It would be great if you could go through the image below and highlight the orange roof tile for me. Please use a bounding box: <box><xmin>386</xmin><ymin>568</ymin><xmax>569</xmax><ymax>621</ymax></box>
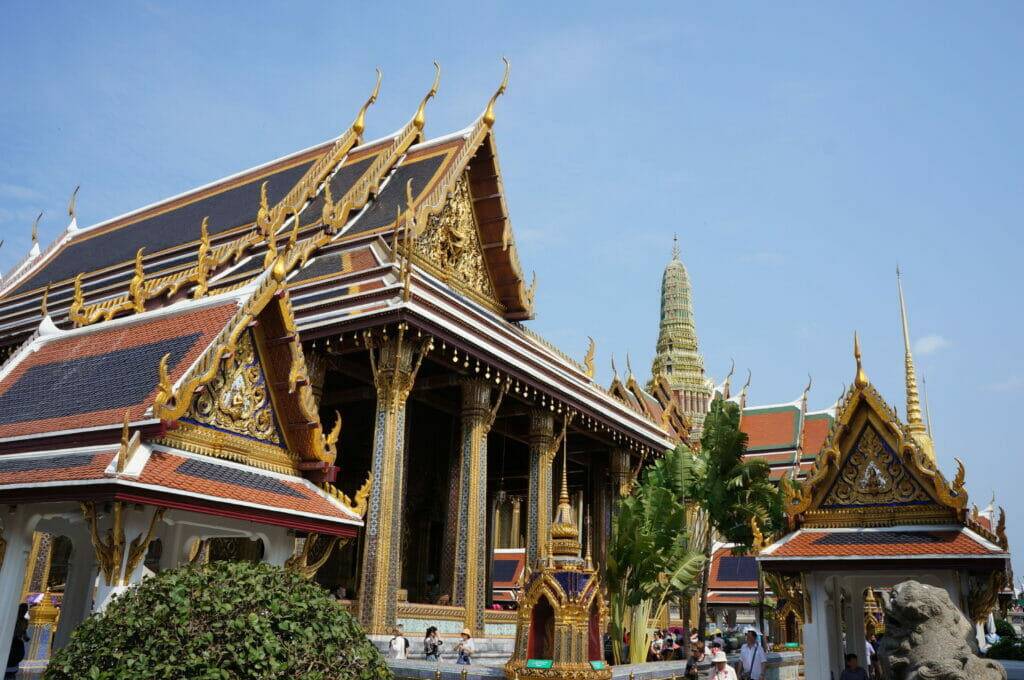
<box><xmin>741</xmin><ymin>409</ymin><xmax>798</xmax><ymax>449</ymax></box>
<box><xmin>802</xmin><ymin>416</ymin><xmax>832</xmax><ymax>455</ymax></box>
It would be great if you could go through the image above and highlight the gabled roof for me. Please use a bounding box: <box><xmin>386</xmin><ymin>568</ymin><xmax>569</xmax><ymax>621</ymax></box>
<box><xmin>0</xmin><ymin>294</ymin><xmax>240</xmax><ymax>440</ymax></box>
<box><xmin>777</xmin><ymin>340</ymin><xmax>1005</xmax><ymax>552</ymax></box>
<box><xmin>0</xmin><ymin>446</ymin><xmax>361</xmax><ymax>536</ymax></box>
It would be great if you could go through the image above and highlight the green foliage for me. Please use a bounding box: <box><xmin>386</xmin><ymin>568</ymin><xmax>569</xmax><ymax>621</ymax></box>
<box><xmin>995</xmin><ymin>618</ymin><xmax>1017</xmax><ymax>638</ymax></box>
<box><xmin>683</xmin><ymin>399</ymin><xmax>783</xmax><ymax>634</ymax></box>
<box><xmin>986</xmin><ymin>637</ymin><xmax>1024</xmax><ymax>660</ymax></box>
<box><xmin>606</xmin><ymin>445</ymin><xmax>705</xmax><ymax>664</ymax></box>
<box><xmin>44</xmin><ymin>561</ymin><xmax>390</xmax><ymax>680</ymax></box>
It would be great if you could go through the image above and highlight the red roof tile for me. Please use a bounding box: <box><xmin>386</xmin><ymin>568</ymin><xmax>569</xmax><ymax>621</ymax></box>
<box><xmin>0</xmin><ymin>302</ymin><xmax>238</xmax><ymax>439</ymax></box>
<box><xmin>136</xmin><ymin>451</ymin><xmax>355</xmax><ymax>522</ymax></box>
<box><xmin>0</xmin><ymin>451</ymin><xmax>114</xmax><ymax>485</ymax></box>
<box><xmin>765</xmin><ymin>529</ymin><xmax>1001</xmax><ymax>558</ymax></box>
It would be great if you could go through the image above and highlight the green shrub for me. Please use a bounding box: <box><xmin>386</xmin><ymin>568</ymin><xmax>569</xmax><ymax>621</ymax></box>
<box><xmin>995</xmin><ymin>618</ymin><xmax>1017</xmax><ymax>638</ymax></box>
<box><xmin>986</xmin><ymin>637</ymin><xmax>1024</xmax><ymax>661</ymax></box>
<box><xmin>44</xmin><ymin>561</ymin><xmax>390</xmax><ymax>680</ymax></box>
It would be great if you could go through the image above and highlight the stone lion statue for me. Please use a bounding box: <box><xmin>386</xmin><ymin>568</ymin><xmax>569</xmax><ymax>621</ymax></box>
<box><xmin>877</xmin><ymin>580</ymin><xmax>1005</xmax><ymax>680</ymax></box>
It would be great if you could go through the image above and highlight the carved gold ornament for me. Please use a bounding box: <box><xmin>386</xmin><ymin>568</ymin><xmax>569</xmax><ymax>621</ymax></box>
<box><xmin>820</xmin><ymin>426</ymin><xmax>931</xmax><ymax>508</ymax></box>
<box><xmin>284</xmin><ymin>533</ymin><xmax>344</xmax><ymax>579</ymax></box>
<box><xmin>187</xmin><ymin>331</ymin><xmax>281</xmax><ymax>445</ymax></box>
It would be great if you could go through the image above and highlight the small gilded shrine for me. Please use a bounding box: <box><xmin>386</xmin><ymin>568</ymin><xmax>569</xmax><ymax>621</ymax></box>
<box><xmin>505</xmin><ymin>451</ymin><xmax>610</xmax><ymax>680</ymax></box>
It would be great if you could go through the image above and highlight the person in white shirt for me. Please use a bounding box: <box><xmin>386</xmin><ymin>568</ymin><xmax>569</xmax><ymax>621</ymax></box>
<box><xmin>455</xmin><ymin>628</ymin><xmax>476</xmax><ymax>665</ymax></box>
<box><xmin>710</xmin><ymin>650</ymin><xmax>738</xmax><ymax>680</ymax></box>
<box><xmin>388</xmin><ymin>626</ymin><xmax>410</xmax><ymax>659</ymax></box>
<box><xmin>738</xmin><ymin>629</ymin><xmax>766</xmax><ymax>680</ymax></box>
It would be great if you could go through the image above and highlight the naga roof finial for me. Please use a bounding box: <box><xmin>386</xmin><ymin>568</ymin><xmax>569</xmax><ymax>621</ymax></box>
<box><xmin>854</xmin><ymin>331</ymin><xmax>869</xmax><ymax>389</ymax></box>
<box><xmin>722</xmin><ymin>358</ymin><xmax>735</xmax><ymax>398</ymax></box>
<box><xmin>31</xmin><ymin>212</ymin><xmax>42</xmax><ymax>245</ymax></box>
<box><xmin>482</xmin><ymin>57</ymin><xmax>510</xmax><ymax>128</ymax></box>
<box><xmin>610</xmin><ymin>353</ymin><xmax>618</xmax><ymax>380</ymax></box>
<box><xmin>413</xmin><ymin>62</ymin><xmax>441</xmax><ymax>131</ymax></box>
<box><xmin>352</xmin><ymin>68</ymin><xmax>382</xmax><ymax>138</ymax></box>
<box><xmin>625</xmin><ymin>352</ymin><xmax>634</xmax><ymax>379</ymax></box>
<box><xmin>67</xmin><ymin>185</ymin><xmax>81</xmax><ymax>232</ymax></box>
<box><xmin>583</xmin><ymin>337</ymin><xmax>595</xmax><ymax>378</ymax></box>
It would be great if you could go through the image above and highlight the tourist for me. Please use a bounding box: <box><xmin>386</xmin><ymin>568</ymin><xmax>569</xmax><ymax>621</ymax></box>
<box><xmin>423</xmin><ymin>626</ymin><xmax>443</xmax><ymax>661</ymax></box>
<box><xmin>863</xmin><ymin>637</ymin><xmax>876</xmax><ymax>677</ymax></box>
<box><xmin>737</xmin><ymin>629</ymin><xmax>766</xmax><ymax>680</ymax></box>
<box><xmin>712</xmin><ymin>630</ymin><xmax>725</xmax><ymax>651</ymax></box>
<box><xmin>649</xmin><ymin>629</ymin><xmax>664</xmax><ymax>661</ymax></box>
<box><xmin>685</xmin><ymin>642</ymin><xmax>713</xmax><ymax>680</ymax></box>
<box><xmin>839</xmin><ymin>653</ymin><xmax>869</xmax><ymax>680</ymax></box>
<box><xmin>388</xmin><ymin>625</ymin><xmax>410</xmax><ymax>660</ymax></box>
<box><xmin>454</xmin><ymin>628</ymin><xmax>475</xmax><ymax>665</ymax></box>
<box><xmin>709</xmin><ymin>650</ymin><xmax>737</xmax><ymax>680</ymax></box>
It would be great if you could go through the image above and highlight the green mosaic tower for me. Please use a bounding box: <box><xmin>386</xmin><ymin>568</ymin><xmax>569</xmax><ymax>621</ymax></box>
<box><xmin>650</xmin><ymin>237</ymin><xmax>713</xmax><ymax>444</ymax></box>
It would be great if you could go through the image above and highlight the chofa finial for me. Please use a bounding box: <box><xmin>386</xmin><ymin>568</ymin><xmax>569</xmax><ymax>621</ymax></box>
<box><xmin>854</xmin><ymin>331</ymin><xmax>869</xmax><ymax>389</ymax></box>
<box><xmin>413</xmin><ymin>62</ymin><xmax>441</xmax><ymax>131</ymax></box>
<box><xmin>31</xmin><ymin>212</ymin><xmax>42</xmax><ymax>245</ymax></box>
<box><xmin>352</xmin><ymin>68</ymin><xmax>382</xmax><ymax>137</ymax></box>
<box><xmin>482</xmin><ymin>57</ymin><xmax>510</xmax><ymax>128</ymax></box>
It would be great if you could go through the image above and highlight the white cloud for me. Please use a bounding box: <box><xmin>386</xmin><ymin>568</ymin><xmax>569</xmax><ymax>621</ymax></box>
<box><xmin>983</xmin><ymin>376</ymin><xmax>1022</xmax><ymax>393</ymax></box>
<box><xmin>914</xmin><ymin>334</ymin><xmax>949</xmax><ymax>355</ymax></box>
<box><xmin>0</xmin><ymin>183</ymin><xmax>43</xmax><ymax>202</ymax></box>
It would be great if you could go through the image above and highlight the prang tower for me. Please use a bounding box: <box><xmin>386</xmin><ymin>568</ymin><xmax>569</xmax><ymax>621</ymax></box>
<box><xmin>650</xmin><ymin>238</ymin><xmax>713</xmax><ymax>445</ymax></box>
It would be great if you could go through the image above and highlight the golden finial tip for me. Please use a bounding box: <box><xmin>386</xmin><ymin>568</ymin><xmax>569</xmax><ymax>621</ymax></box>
<box><xmin>413</xmin><ymin>62</ymin><xmax>441</xmax><ymax>131</ymax></box>
<box><xmin>31</xmin><ymin>212</ymin><xmax>42</xmax><ymax>243</ymax></box>
<box><xmin>854</xmin><ymin>331</ymin><xmax>869</xmax><ymax>388</ymax></box>
<box><xmin>353</xmin><ymin>67</ymin><xmax>383</xmax><ymax>137</ymax></box>
<box><xmin>482</xmin><ymin>57</ymin><xmax>510</xmax><ymax>128</ymax></box>
<box><xmin>69</xmin><ymin>185</ymin><xmax>80</xmax><ymax>218</ymax></box>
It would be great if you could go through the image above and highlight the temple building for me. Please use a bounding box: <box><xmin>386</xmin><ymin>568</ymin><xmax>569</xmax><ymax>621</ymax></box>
<box><xmin>0</xmin><ymin>64</ymin><xmax>680</xmax><ymax>671</ymax></box>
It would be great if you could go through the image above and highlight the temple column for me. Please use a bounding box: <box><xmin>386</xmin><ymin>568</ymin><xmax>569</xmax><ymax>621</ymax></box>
<box><xmin>52</xmin><ymin>530</ymin><xmax>98</xmax><ymax>650</ymax></box>
<box><xmin>358</xmin><ymin>329</ymin><xmax>426</xmax><ymax>634</ymax></box>
<box><xmin>0</xmin><ymin>509</ymin><xmax>34</xmax><ymax>672</ymax></box>
<box><xmin>526</xmin><ymin>410</ymin><xmax>555</xmax><ymax>571</ymax></box>
<box><xmin>609</xmin><ymin>448</ymin><xmax>631</xmax><ymax>501</ymax></box>
<box><xmin>510</xmin><ymin>497</ymin><xmax>522</xmax><ymax>548</ymax></box>
<box><xmin>452</xmin><ymin>378</ymin><xmax>503</xmax><ymax>635</ymax></box>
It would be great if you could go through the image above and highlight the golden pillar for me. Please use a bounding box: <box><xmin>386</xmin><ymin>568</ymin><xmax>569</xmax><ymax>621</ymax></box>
<box><xmin>609</xmin><ymin>448</ymin><xmax>631</xmax><ymax>499</ymax></box>
<box><xmin>510</xmin><ymin>497</ymin><xmax>522</xmax><ymax>549</ymax></box>
<box><xmin>526</xmin><ymin>410</ymin><xmax>554</xmax><ymax>571</ymax></box>
<box><xmin>358</xmin><ymin>328</ymin><xmax>427</xmax><ymax>634</ymax></box>
<box><xmin>453</xmin><ymin>378</ymin><xmax>503</xmax><ymax>635</ymax></box>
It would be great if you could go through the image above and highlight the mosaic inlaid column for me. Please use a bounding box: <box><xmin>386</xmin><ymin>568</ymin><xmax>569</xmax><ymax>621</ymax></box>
<box><xmin>358</xmin><ymin>332</ymin><xmax>423</xmax><ymax>634</ymax></box>
<box><xmin>609</xmin><ymin>447</ymin><xmax>632</xmax><ymax>500</ymax></box>
<box><xmin>510</xmin><ymin>497</ymin><xmax>522</xmax><ymax>548</ymax></box>
<box><xmin>452</xmin><ymin>378</ymin><xmax>499</xmax><ymax>636</ymax></box>
<box><xmin>526</xmin><ymin>410</ymin><xmax>554</xmax><ymax>570</ymax></box>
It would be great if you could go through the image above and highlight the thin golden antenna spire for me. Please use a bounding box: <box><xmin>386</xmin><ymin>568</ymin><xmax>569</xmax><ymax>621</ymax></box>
<box><xmin>923</xmin><ymin>375</ymin><xmax>933</xmax><ymax>438</ymax></box>
<box><xmin>672</xmin><ymin>233</ymin><xmax>680</xmax><ymax>260</ymax></box>
<box><xmin>68</xmin><ymin>185</ymin><xmax>80</xmax><ymax>219</ymax></box>
<box><xmin>31</xmin><ymin>212</ymin><xmax>42</xmax><ymax>245</ymax></box>
<box><xmin>897</xmin><ymin>267</ymin><xmax>924</xmax><ymax>426</ymax></box>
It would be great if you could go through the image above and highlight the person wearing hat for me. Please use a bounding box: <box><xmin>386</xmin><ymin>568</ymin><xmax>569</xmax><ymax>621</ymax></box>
<box><xmin>709</xmin><ymin>650</ymin><xmax>737</xmax><ymax>680</ymax></box>
<box><xmin>454</xmin><ymin>628</ymin><xmax>475</xmax><ymax>665</ymax></box>
<box><xmin>737</xmin><ymin>629</ymin><xmax>765</xmax><ymax>680</ymax></box>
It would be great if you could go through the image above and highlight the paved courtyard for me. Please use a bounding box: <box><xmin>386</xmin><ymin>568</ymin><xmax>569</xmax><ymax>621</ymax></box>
<box><xmin>1001</xmin><ymin>660</ymin><xmax>1024</xmax><ymax>679</ymax></box>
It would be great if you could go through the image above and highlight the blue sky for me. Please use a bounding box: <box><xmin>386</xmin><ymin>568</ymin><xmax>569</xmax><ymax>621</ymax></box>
<box><xmin>2</xmin><ymin>2</ymin><xmax>1022</xmax><ymax>577</ymax></box>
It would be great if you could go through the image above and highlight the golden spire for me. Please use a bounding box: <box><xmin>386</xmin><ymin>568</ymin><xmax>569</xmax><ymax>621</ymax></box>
<box><xmin>352</xmin><ymin>67</ymin><xmax>382</xmax><ymax>138</ymax></box>
<box><xmin>896</xmin><ymin>269</ymin><xmax>935</xmax><ymax>463</ymax></box>
<box><xmin>923</xmin><ymin>376</ymin><xmax>933</xmax><ymax>438</ymax></box>
<box><xmin>897</xmin><ymin>268</ymin><xmax>924</xmax><ymax>427</ymax></box>
<box><xmin>548</xmin><ymin>424</ymin><xmax>580</xmax><ymax>556</ymax></box>
<box><xmin>482</xmin><ymin>57</ymin><xmax>510</xmax><ymax>128</ymax></box>
<box><xmin>68</xmin><ymin>184</ymin><xmax>79</xmax><ymax>219</ymax></box>
<box><xmin>853</xmin><ymin>331</ymin><xmax>869</xmax><ymax>389</ymax></box>
<box><xmin>413</xmin><ymin>62</ymin><xmax>441</xmax><ymax>131</ymax></box>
